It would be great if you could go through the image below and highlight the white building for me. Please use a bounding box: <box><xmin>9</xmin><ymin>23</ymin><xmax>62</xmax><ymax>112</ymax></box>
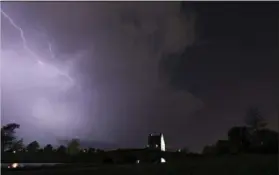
<box><xmin>147</xmin><ymin>133</ymin><xmax>166</xmax><ymax>152</ymax></box>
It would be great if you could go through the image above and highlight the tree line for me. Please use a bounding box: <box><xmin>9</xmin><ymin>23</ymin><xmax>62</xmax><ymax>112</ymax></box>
<box><xmin>1</xmin><ymin>123</ymin><xmax>107</xmax><ymax>163</ymax></box>
<box><xmin>1</xmin><ymin>107</ymin><xmax>278</xmax><ymax>163</ymax></box>
<box><xmin>202</xmin><ymin>107</ymin><xmax>278</xmax><ymax>155</ymax></box>
<box><xmin>1</xmin><ymin>123</ymin><xmax>82</xmax><ymax>155</ymax></box>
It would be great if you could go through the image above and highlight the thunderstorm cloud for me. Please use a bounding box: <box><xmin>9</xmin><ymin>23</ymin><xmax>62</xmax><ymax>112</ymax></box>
<box><xmin>2</xmin><ymin>2</ymin><xmax>277</xmax><ymax>151</ymax></box>
<box><xmin>1</xmin><ymin>2</ymin><xmax>200</xmax><ymax>148</ymax></box>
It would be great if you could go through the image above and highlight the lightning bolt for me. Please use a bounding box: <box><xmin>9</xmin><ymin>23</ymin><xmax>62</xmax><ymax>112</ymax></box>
<box><xmin>0</xmin><ymin>9</ymin><xmax>74</xmax><ymax>84</ymax></box>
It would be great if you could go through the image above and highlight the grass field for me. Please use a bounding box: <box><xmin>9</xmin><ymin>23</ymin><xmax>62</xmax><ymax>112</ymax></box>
<box><xmin>2</xmin><ymin>154</ymin><xmax>277</xmax><ymax>175</ymax></box>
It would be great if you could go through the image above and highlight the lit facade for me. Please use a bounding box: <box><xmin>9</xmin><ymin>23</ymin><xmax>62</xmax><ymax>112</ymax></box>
<box><xmin>147</xmin><ymin>133</ymin><xmax>166</xmax><ymax>152</ymax></box>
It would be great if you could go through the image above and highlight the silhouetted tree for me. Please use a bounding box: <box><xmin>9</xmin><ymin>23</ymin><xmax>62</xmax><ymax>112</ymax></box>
<box><xmin>1</xmin><ymin>123</ymin><xmax>20</xmax><ymax>152</ymax></box>
<box><xmin>88</xmin><ymin>147</ymin><xmax>96</xmax><ymax>153</ymax></box>
<box><xmin>38</xmin><ymin>148</ymin><xmax>44</xmax><ymax>153</ymax></box>
<box><xmin>10</xmin><ymin>138</ymin><xmax>24</xmax><ymax>152</ymax></box>
<box><xmin>228</xmin><ymin>126</ymin><xmax>251</xmax><ymax>153</ymax></box>
<box><xmin>26</xmin><ymin>141</ymin><xmax>40</xmax><ymax>152</ymax></box>
<box><xmin>250</xmin><ymin>129</ymin><xmax>278</xmax><ymax>153</ymax></box>
<box><xmin>44</xmin><ymin>144</ymin><xmax>53</xmax><ymax>153</ymax></box>
<box><xmin>57</xmin><ymin>145</ymin><xmax>67</xmax><ymax>154</ymax></box>
<box><xmin>67</xmin><ymin>139</ymin><xmax>80</xmax><ymax>155</ymax></box>
<box><xmin>244</xmin><ymin>107</ymin><xmax>270</xmax><ymax>152</ymax></box>
<box><xmin>260</xmin><ymin>129</ymin><xmax>278</xmax><ymax>153</ymax></box>
<box><xmin>245</xmin><ymin>107</ymin><xmax>267</xmax><ymax>132</ymax></box>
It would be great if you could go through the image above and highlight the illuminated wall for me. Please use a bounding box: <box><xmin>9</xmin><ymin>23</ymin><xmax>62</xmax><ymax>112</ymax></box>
<box><xmin>160</xmin><ymin>134</ymin><xmax>166</xmax><ymax>151</ymax></box>
<box><xmin>147</xmin><ymin>133</ymin><xmax>166</xmax><ymax>152</ymax></box>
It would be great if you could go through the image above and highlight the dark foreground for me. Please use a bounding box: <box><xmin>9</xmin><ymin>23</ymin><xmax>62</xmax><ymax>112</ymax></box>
<box><xmin>2</xmin><ymin>155</ymin><xmax>277</xmax><ymax>175</ymax></box>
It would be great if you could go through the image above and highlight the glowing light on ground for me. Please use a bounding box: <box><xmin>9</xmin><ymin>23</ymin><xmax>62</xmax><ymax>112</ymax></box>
<box><xmin>161</xmin><ymin>158</ymin><xmax>166</xmax><ymax>163</ymax></box>
<box><xmin>12</xmin><ymin>163</ymin><xmax>19</xmax><ymax>168</ymax></box>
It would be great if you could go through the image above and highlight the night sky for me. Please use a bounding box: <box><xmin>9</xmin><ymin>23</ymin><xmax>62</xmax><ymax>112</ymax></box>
<box><xmin>1</xmin><ymin>2</ymin><xmax>278</xmax><ymax>152</ymax></box>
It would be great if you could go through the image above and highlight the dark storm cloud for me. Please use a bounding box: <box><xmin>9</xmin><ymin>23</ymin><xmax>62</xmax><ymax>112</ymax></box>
<box><xmin>161</xmin><ymin>2</ymin><xmax>279</xmax><ymax>149</ymax></box>
<box><xmin>3</xmin><ymin>2</ymin><xmax>277</xmax><ymax>152</ymax></box>
<box><xmin>1</xmin><ymin>2</ymin><xmax>201</xmax><ymax>149</ymax></box>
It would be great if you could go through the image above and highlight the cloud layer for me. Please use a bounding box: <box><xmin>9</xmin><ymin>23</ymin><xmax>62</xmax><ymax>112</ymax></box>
<box><xmin>1</xmin><ymin>2</ymin><xmax>201</xmax><ymax>148</ymax></box>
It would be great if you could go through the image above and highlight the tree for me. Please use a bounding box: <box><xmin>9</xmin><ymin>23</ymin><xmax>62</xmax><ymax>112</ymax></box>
<box><xmin>10</xmin><ymin>138</ymin><xmax>24</xmax><ymax>152</ymax></box>
<box><xmin>57</xmin><ymin>145</ymin><xmax>67</xmax><ymax>154</ymax></box>
<box><xmin>228</xmin><ymin>126</ymin><xmax>251</xmax><ymax>152</ymax></box>
<box><xmin>26</xmin><ymin>141</ymin><xmax>40</xmax><ymax>152</ymax></box>
<box><xmin>251</xmin><ymin>129</ymin><xmax>278</xmax><ymax>154</ymax></box>
<box><xmin>1</xmin><ymin>123</ymin><xmax>20</xmax><ymax>152</ymax></box>
<box><xmin>259</xmin><ymin>129</ymin><xmax>278</xmax><ymax>153</ymax></box>
<box><xmin>67</xmin><ymin>139</ymin><xmax>80</xmax><ymax>155</ymax></box>
<box><xmin>245</xmin><ymin>107</ymin><xmax>267</xmax><ymax>131</ymax></box>
<box><xmin>88</xmin><ymin>147</ymin><xmax>96</xmax><ymax>153</ymax></box>
<box><xmin>44</xmin><ymin>144</ymin><xmax>53</xmax><ymax>153</ymax></box>
<box><xmin>244</xmin><ymin>107</ymin><xmax>268</xmax><ymax>151</ymax></box>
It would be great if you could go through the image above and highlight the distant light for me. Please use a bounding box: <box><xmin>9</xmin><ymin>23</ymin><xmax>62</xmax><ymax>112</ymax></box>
<box><xmin>161</xmin><ymin>158</ymin><xmax>166</xmax><ymax>163</ymax></box>
<box><xmin>13</xmin><ymin>150</ymin><xmax>16</xmax><ymax>154</ymax></box>
<box><xmin>155</xmin><ymin>144</ymin><xmax>158</xmax><ymax>148</ymax></box>
<box><xmin>136</xmin><ymin>160</ymin><xmax>140</xmax><ymax>164</ymax></box>
<box><xmin>146</xmin><ymin>145</ymin><xmax>149</xmax><ymax>147</ymax></box>
<box><xmin>178</xmin><ymin>149</ymin><xmax>181</xmax><ymax>152</ymax></box>
<box><xmin>12</xmin><ymin>163</ymin><xmax>19</xmax><ymax>168</ymax></box>
<box><xmin>83</xmin><ymin>149</ymin><xmax>86</xmax><ymax>152</ymax></box>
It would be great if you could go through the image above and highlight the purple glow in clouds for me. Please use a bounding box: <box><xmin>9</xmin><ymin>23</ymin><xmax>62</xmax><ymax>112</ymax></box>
<box><xmin>1</xmin><ymin>2</ymin><xmax>202</xmax><ymax>149</ymax></box>
<box><xmin>1</xmin><ymin>9</ymin><xmax>90</xmax><ymax>145</ymax></box>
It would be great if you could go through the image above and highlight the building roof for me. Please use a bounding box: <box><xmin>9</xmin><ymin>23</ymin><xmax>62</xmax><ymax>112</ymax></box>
<box><xmin>148</xmin><ymin>133</ymin><xmax>162</xmax><ymax>145</ymax></box>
